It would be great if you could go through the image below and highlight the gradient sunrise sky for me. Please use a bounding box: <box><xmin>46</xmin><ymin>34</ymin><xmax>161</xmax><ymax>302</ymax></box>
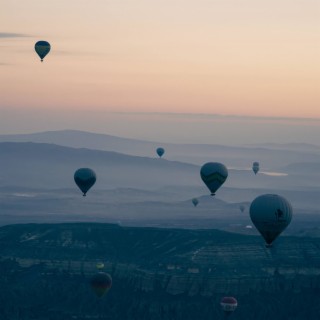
<box><xmin>0</xmin><ymin>0</ymin><xmax>319</xmax><ymax>141</ymax></box>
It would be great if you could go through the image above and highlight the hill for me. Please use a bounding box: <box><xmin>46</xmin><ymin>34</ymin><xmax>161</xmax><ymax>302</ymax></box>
<box><xmin>0</xmin><ymin>141</ymin><xmax>199</xmax><ymax>190</ymax></box>
<box><xmin>0</xmin><ymin>223</ymin><xmax>319</xmax><ymax>319</ymax></box>
<box><xmin>1</xmin><ymin>130</ymin><xmax>320</xmax><ymax>168</ymax></box>
<box><xmin>1</xmin><ymin>141</ymin><xmax>320</xmax><ymax>228</ymax></box>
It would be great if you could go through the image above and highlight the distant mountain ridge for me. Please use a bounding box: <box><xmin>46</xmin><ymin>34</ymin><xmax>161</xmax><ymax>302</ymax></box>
<box><xmin>1</xmin><ymin>141</ymin><xmax>320</xmax><ymax>211</ymax></box>
<box><xmin>0</xmin><ymin>141</ymin><xmax>200</xmax><ymax>190</ymax></box>
<box><xmin>1</xmin><ymin>130</ymin><xmax>320</xmax><ymax>167</ymax></box>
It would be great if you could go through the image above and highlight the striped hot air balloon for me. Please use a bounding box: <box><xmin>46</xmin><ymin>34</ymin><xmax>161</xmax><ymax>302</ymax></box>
<box><xmin>90</xmin><ymin>272</ymin><xmax>112</xmax><ymax>298</ymax></box>
<box><xmin>200</xmin><ymin>162</ymin><xmax>228</xmax><ymax>196</ymax></box>
<box><xmin>220</xmin><ymin>296</ymin><xmax>238</xmax><ymax>317</ymax></box>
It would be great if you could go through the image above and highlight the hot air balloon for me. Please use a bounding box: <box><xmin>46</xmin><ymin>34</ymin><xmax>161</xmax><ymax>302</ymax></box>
<box><xmin>239</xmin><ymin>205</ymin><xmax>245</xmax><ymax>213</ymax></box>
<box><xmin>96</xmin><ymin>262</ymin><xmax>105</xmax><ymax>270</ymax></box>
<box><xmin>34</xmin><ymin>41</ymin><xmax>51</xmax><ymax>62</ymax></box>
<box><xmin>252</xmin><ymin>162</ymin><xmax>260</xmax><ymax>175</ymax></box>
<box><xmin>74</xmin><ymin>168</ymin><xmax>96</xmax><ymax>196</ymax></box>
<box><xmin>90</xmin><ymin>272</ymin><xmax>112</xmax><ymax>298</ymax></box>
<box><xmin>220</xmin><ymin>297</ymin><xmax>238</xmax><ymax>317</ymax></box>
<box><xmin>156</xmin><ymin>147</ymin><xmax>165</xmax><ymax>158</ymax></box>
<box><xmin>250</xmin><ymin>194</ymin><xmax>293</xmax><ymax>247</ymax></box>
<box><xmin>200</xmin><ymin>162</ymin><xmax>228</xmax><ymax>196</ymax></box>
<box><xmin>192</xmin><ymin>198</ymin><xmax>199</xmax><ymax>207</ymax></box>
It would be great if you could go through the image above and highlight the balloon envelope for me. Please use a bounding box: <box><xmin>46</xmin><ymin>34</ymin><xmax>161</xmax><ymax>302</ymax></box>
<box><xmin>90</xmin><ymin>272</ymin><xmax>112</xmax><ymax>298</ymax></box>
<box><xmin>156</xmin><ymin>147</ymin><xmax>165</xmax><ymax>158</ymax></box>
<box><xmin>250</xmin><ymin>194</ymin><xmax>293</xmax><ymax>246</ymax></box>
<box><xmin>35</xmin><ymin>41</ymin><xmax>51</xmax><ymax>61</ymax></box>
<box><xmin>74</xmin><ymin>168</ymin><xmax>96</xmax><ymax>196</ymax></box>
<box><xmin>220</xmin><ymin>296</ymin><xmax>238</xmax><ymax>315</ymax></box>
<box><xmin>192</xmin><ymin>198</ymin><xmax>199</xmax><ymax>207</ymax></box>
<box><xmin>252</xmin><ymin>161</ymin><xmax>260</xmax><ymax>175</ymax></box>
<box><xmin>96</xmin><ymin>262</ymin><xmax>105</xmax><ymax>270</ymax></box>
<box><xmin>200</xmin><ymin>162</ymin><xmax>228</xmax><ymax>195</ymax></box>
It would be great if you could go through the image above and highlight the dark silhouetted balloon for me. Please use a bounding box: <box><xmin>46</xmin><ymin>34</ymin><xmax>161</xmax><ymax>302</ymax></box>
<box><xmin>35</xmin><ymin>41</ymin><xmax>51</xmax><ymax>62</ymax></box>
<box><xmin>250</xmin><ymin>194</ymin><xmax>293</xmax><ymax>247</ymax></box>
<box><xmin>192</xmin><ymin>198</ymin><xmax>199</xmax><ymax>207</ymax></box>
<box><xmin>239</xmin><ymin>205</ymin><xmax>245</xmax><ymax>213</ymax></box>
<box><xmin>252</xmin><ymin>162</ymin><xmax>260</xmax><ymax>175</ymax></box>
<box><xmin>74</xmin><ymin>168</ymin><xmax>96</xmax><ymax>196</ymax></box>
<box><xmin>90</xmin><ymin>272</ymin><xmax>112</xmax><ymax>298</ymax></box>
<box><xmin>220</xmin><ymin>296</ymin><xmax>238</xmax><ymax>317</ymax></box>
<box><xmin>156</xmin><ymin>147</ymin><xmax>165</xmax><ymax>158</ymax></box>
<box><xmin>200</xmin><ymin>162</ymin><xmax>228</xmax><ymax>196</ymax></box>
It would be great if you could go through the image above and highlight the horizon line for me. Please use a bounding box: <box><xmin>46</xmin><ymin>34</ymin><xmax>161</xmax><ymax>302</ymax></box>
<box><xmin>109</xmin><ymin>111</ymin><xmax>320</xmax><ymax>122</ymax></box>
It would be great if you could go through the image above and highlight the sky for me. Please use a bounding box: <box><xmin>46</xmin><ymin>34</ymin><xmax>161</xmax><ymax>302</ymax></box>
<box><xmin>1</xmin><ymin>0</ymin><xmax>319</xmax><ymax>142</ymax></box>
